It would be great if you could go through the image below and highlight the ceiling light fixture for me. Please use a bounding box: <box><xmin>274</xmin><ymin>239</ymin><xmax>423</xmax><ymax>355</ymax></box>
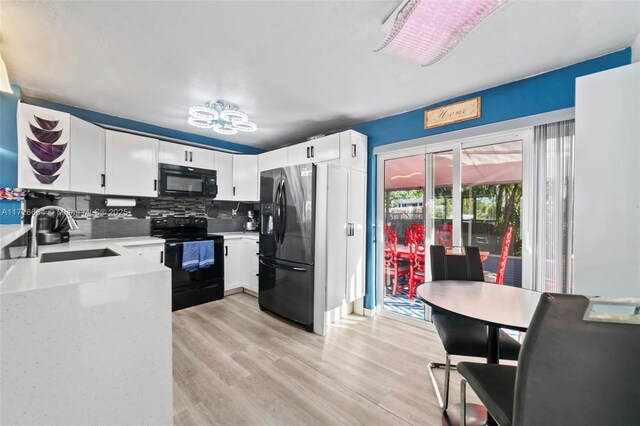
<box><xmin>187</xmin><ymin>100</ymin><xmax>257</xmax><ymax>135</ymax></box>
<box><xmin>375</xmin><ymin>0</ymin><xmax>509</xmax><ymax>66</ymax></box>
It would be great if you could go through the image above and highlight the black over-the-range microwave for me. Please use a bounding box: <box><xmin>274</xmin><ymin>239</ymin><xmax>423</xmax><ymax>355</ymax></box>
<box><xmin>158</xmin><ymin>163</ymin><xmax>218</xmax><ymax>198</ymax></box>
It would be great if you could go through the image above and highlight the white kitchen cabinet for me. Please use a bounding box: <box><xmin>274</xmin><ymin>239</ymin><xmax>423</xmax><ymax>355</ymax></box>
<box><xmin>309</xmin><ymin>133</ymin><xmax>341</xmax><ymax>163</ymax></box>
<box><xmin>324</xmin><ymin>166</ymin><xmax>366</xmax><ymax>310</ymax></box>
<box><xmin>325</xmin><ymin>166</ymin><xmax>350</xmax><ymax>310</ymax></box>
<box><xmin>224</xmin><ymin>239</ymin><xmax>243</xmax><ymax>291</ymax></box>
<box><xmin>213</xmin><ymin>151</ymin><xmax>234</xmax><ymax>200</ymax></box>
<box><xmin>105</xmin><ymin>130</ymin><xmax>159</xmax><ymax>197</ymax></box>
<box><xmin>17</xmin><ymin>103</ymin><xmax>72</xmax><ymax>191</ymax></box>
<box><xmin>287</xmin><ymin>134</ymin><xmax>341</xmax><ymax>166</ymax></box>
<box><xmin>69</xmin><ymin>116</ymin><xmax>106</xmax><ymax>194</ymax></box>
<box><xmin>233</xmin><ymin>155</ymin><xmax>259</xmax><ymax>201</ymax></box>
<box><xmin>339</xmin><ymin>130</ymin><xmax>367</xmax><ymax>172</ymax></box>
<box><xmin>159</xmin><ymin>141</ymin><xmax>213</xmax><ymax>170</ymax></box>
<box><xmin>316</xmin><ymin>163</ymin><xmax>367</xmax><ymax>334</ymax></box>
<box><xmin>287</xmin><ymin>141</ymin><xmax>312</xmax><ymax>166</ymax></box>
<box><xmin>346</xmin><ymin>170</ymin><xmax>366</xmax><ymax>301</ymax></box>
<box><xmin>241</xmin><ymin>238</ymin><xmax>260</xmax><ymax>293</ymax></box>
<box><xmin>259</xmin><ymin>146</ymin><xmax>288</xmax><ymax>172</ymax></box>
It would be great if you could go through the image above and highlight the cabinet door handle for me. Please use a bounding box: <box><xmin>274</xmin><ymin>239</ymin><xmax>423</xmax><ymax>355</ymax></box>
<box><xmin>225</xmin><ymin>246</ymin><xmax>228</xmax><ymax>256</ymax></box>
<box><xmin>347</xmin><ymin>223</ymin><xmax>354</xmax><ymax>236</ymax></box>
<box><xmin>233</xmin><ymin>186</ymin><xmax>236</xmax><ymax>196</ymax></box>
<box><xmin>101</xmin><ymin>174</ymin><xmax>106</xmax><ymax>187</ymax></box>
<box><xmin>185</xmin><ymin>150</ymin><xmax>188</xmax><ymax>161</ymax></box>
<box><xmin>160</xmin><ymin>251</ymin><xmax>164</xmax><ymax>264</ymax></box>
<box><xmin>153</xmin><ymin>179</ymin><xmax>158</xmax><ymax>191</ymax></box>
<box><xmin>306</xmin><ymin>146</ymin><xmax>310</xmax><ymax>159</ymax></box>
<box><xmin>190</xmin><ymin>151</ymin><xmax>193</xmax><ymax>162</ymax></box>
<box><xmin>352</xmin><ymin>144</ymin><xmax>357</xmax><ymax>158</ymax></box>
<box><xmin>310</xmin><ymin>146</ymin><xmax>314</xmax><ymax>158</ymax></box>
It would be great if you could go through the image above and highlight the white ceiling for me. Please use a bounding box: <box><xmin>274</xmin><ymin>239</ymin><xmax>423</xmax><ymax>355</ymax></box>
<box><xmin>1</xmin><ymin>1</ymin><xmax>639</xmax><ymax>150</ymax></box>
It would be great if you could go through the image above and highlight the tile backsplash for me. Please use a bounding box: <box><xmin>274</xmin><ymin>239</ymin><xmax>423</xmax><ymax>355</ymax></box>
<box><xmin>24</xmin><ymin>192</ymin><xmax>259</xmax><ymax>236</ymax></box>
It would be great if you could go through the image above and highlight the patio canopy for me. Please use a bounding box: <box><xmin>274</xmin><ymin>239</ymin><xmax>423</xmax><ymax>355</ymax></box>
<box><xmin>384</xmin><ymin>141</ymin><xmax>522</xmax><ymax>190</ymax></box>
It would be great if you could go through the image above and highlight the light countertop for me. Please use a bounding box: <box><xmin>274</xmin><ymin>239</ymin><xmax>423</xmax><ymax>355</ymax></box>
<box><xmin>0</xmin><ymin>224</ymin><xmax>31</xmax><ymax>248</ymax></box>
<box><xmin>0</xmin><ymin>237</ymin><xmax>167</xmax><ymax>295</ymax></box>
<box><xmin>210</xmin><ymin>232</ymin><xmax>259</xmax><ymax>240</ymax></box>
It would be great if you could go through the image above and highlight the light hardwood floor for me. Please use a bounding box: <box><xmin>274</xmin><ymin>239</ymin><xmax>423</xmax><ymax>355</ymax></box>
<box><xmin>172</xmin><ymin>292</ymin><xmax>481</xmax><ymax>425</ymax></box>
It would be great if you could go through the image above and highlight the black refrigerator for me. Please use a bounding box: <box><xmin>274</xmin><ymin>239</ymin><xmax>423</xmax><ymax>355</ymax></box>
<box><xmin>259</xmin><ymin>164</ymin><xmax>315</xmax><ymax>332</ymax></box>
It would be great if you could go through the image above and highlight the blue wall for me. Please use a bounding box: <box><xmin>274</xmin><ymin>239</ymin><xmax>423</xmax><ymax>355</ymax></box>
<box><xmin>0</xmin><ymin>84</ymin><xmax>23</xmax><ymax>224</ymax></box>
<box><xmin>352</xmin><ymin>48</ymin><xmax>632</xmax><ymax>310</ymax></box>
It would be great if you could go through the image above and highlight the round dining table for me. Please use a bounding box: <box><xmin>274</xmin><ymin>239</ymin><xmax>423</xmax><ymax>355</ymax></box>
<box><xmin>416</xmin><ymin>281</ymin><xmax>542</xmax><ymax>426</ymax></box>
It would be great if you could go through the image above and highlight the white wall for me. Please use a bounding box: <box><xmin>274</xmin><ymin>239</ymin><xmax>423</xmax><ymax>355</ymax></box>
<box><xmin>633</xmin><ymin>31</ymin><xmax>640</xmax><ymax>63</ymax></box>
<box><xmin>574</xmin><ymin>62</ymin><xmax>640</xmax><ymax>298</ymax></box>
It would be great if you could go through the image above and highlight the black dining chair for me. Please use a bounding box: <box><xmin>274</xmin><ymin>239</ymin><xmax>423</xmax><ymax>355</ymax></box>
<box><xmin>458</xmin><ymin>293</ymin><xmax>640</xmax><ymax>426</ymax></box>
<box><xmin>428</xmin><ymin>245</ymin><xmax>521</xmax><ymax>410</ymax></box>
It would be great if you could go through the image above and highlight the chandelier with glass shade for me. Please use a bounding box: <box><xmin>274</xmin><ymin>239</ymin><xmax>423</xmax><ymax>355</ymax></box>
<box><xmin>188</xmin><ymin>100</ymin><xmax>257</xmax><ymax>135</ymax></box>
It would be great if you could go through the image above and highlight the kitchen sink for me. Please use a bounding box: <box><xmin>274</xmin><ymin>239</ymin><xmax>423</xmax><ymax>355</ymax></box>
<box><xmin>40</xmin><ymin>248</ymin><xmax>120</xmax><ymax>263</ymax></box>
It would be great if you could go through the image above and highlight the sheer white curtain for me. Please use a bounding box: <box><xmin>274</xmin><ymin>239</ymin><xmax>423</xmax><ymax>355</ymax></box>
<box><xmin>532</xmin><ymin>120</ymin><xmax>575</xmax><ymax>294</ymax></box>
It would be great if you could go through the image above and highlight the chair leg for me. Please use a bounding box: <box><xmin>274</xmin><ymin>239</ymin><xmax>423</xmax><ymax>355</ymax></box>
<box><xmin>460</xmin><ymin>378</ymin><xmax>467</xmax><ymax>426</ymax></box>
<box><xmin>427</xmin><ymin>353</ymin><xmax>454</xmax><ymax>410</ymax></box>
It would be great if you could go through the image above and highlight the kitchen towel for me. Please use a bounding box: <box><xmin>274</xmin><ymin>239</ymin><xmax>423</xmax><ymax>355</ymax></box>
<box><xmin>182</xmin><ymin>241</ymin><xmax>215</xmax><ymax>271</ymax></box>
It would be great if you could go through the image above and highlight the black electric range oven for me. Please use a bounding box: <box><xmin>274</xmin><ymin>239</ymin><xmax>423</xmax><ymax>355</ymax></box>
<box><xmin>151</xmin><ymin>217</ymin><xmax>224</xmax><ymax>311</ymax></box>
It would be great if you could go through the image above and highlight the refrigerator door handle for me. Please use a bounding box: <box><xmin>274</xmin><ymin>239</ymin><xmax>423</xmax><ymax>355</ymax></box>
<box><xmin>259</xmin><ymin>258</ymin><xmax>307</xmax><ymax>273</ymax></box>
<box><xmin>280</xmin><ymin>179</ymin><xmax>287</xmax><ymax>244</ymax></box>
<box><xmin>274</xmin><ymin>180</ymin><xmax>282</xmax><ymax>243</ymax></box>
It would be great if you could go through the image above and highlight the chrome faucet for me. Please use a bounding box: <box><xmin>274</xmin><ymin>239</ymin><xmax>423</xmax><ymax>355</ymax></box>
<box><xmin>27</xmin><ymin>206</ymin><xmax>79</xmax><ymax>257</ymax></box>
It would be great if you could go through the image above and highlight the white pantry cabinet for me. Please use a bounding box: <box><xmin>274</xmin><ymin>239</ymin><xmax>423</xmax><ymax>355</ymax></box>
<box><xmin>258</xmin><ymin>147</ymin><xmax>289</xmax><ymax>172</ymax></box>
<box><xmin>324</xmin><ymin>165</ymin><xmax>367</xmax><ymax>310</ymax></box>
<box><xmin>232</xmin><ymin>155</ymin><xmax>259</xmax><ymax>201</ymax></box>
<box><xmin>69</xmin><ymin>116</ymin><xmax>106</xmax><ymax>194</ymax></box>
<box><xmin>213</xmin><ymin>151</ymin><xmax>234</xmax><ymax>200</ymax></box>
<box><xmin>223</xmin><ymin>239</ymin><xmax>243</xmax><ymax>291</ymax></box>
<box><xmin>105</xmin><ymin>130</ymin><xmax>159</xmax><ymax>197</ymax></box>
<box><xmin>159</xmin><ymin>141</ymin><xmax>213</xmax><ymax>170</ymax></box>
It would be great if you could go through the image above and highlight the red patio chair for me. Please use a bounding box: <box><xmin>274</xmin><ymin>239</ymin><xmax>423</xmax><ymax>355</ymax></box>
<box><xmin>408</xmin><ymin>231</ymin><xmax>426</xmax><ymax>300</ymax></box>
<box><xmin>436</xmin><ymin>223</ymin><xmax>453</xmax><ymax>246</ymax></box>
<box><xmin>485</xmin><ymin>226</ymin><xmax>513</xmax><ymax>284</ymax></box>
<box><xmin>384</xmin><ymin>227</ymin><xmax>410</xmax><ymax>296</ymax></box>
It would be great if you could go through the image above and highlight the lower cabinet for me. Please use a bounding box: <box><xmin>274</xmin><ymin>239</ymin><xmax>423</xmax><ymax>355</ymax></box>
<box><xmin>242</xmin><ymin>238</ymin><xmax>259</xmax><ymax>293</ymax></box>
<box><xmin>223</xmin><ymin>236</ymin><xmax>259</xmax><ymax>293</ymax></box>
<box><xmin>224</xmin><ymin>239</ymin><xmax>243</xmax><ymax>291</ymax></box>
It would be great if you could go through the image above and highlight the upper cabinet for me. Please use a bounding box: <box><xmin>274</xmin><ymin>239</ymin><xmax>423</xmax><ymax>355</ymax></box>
<box><xmin>213</xmin><ymin>151</ymin><xmax>234</xmax><ymax>200</ymax></box>
<box><xmin>232</xmin><ymin>155</ymin><xmax>259</xmax><ymax>201</ymax></box>
<box><xmin>105</xmin><ymin>130</ymin><xmax>159</xmax><ymax>197</ymax></box>
<box><xmin>18</xmin><ymin>103</ymin><xmax>109</xmax><ymax>194</ymax></box>
<box><xmin>18</xmin><ymin>103</ymin><xmax>72</xmax><ymax>191</ymax></box>
<box><xmin>17</xmin><ymin>102</ymin><xmax>365</xmax><ymax>201</ymax></box>
<box><xmin>69</xmin><ymin>116</ymin><xmax>106</xmax><ymax>194</ymax></box>
<box><xmin>258</xmin><ymin>147</ymin><xmax>288</xmax><ymax>172</ymax></box>
<box><xmin>339</xmin><ymin>130</ymin><xmax>367</xmax><ymax>172</ymax></box>
<box><xmin>159</xmin><ymin>141</ymin><xmax>213</xmax><ymax>170</ymax></box>
<box><xmin>287</xmin><ymin>134</ymin><xmax>341</xmax><ymax>166</ymax></box>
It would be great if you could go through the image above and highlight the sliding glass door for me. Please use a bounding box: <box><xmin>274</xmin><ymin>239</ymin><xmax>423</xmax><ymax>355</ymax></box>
<box><xmin>378</xmin><ymin>131</ymin><xmax>529</xmax><ymax>323</ymax></box>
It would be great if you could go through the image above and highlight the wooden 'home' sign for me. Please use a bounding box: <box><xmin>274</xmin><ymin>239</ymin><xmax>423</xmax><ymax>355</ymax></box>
<box><xmin>424</xmin><ymin>96</ymin><xmax>481</xmax><ymax>129</ymax></box>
